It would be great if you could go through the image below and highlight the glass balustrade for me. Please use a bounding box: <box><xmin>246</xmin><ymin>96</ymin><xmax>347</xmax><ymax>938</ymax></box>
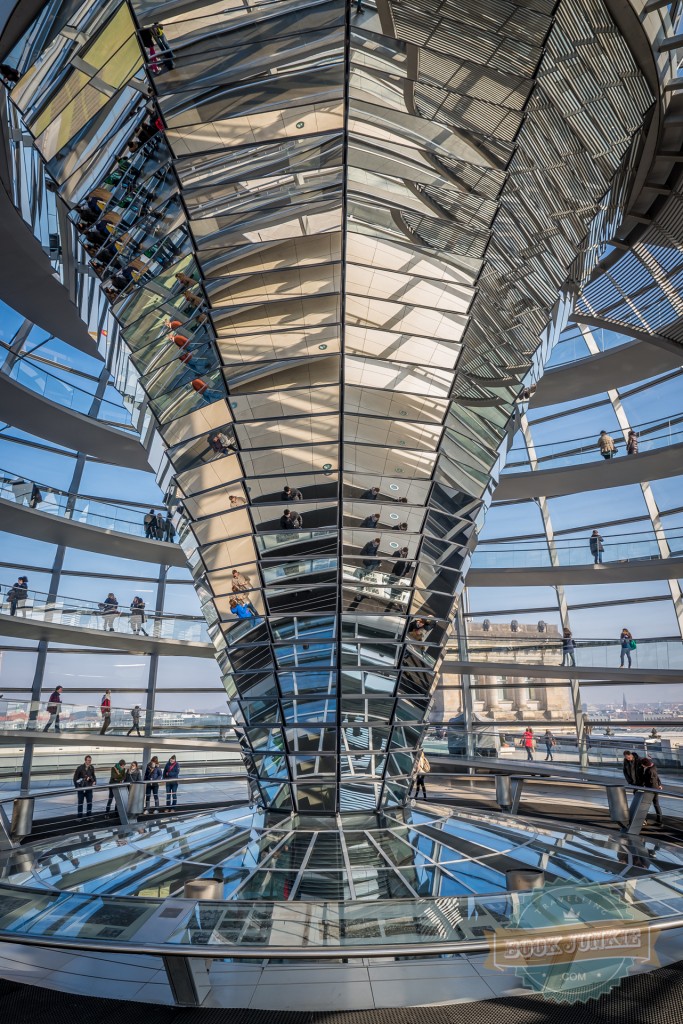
<box><xmin>0</xmin><ymin>695</ymin><xmax>235</xmax><ymax>738</ymax></box>
<box><xmin>0</xmin><ymin>868</ymin><xmax>681</xmax><ymax>951</ymax></box>
<box><xmin>0</xmin><ymin>469</ymin><xmax>165</xmax><ymax>538</ymax></box>
<box><xmin>504</xmin><ymin>415</ymin><xmax>683</xmax><ymax>471</ymax></box>
<box><xmin>0</xmin><ymin>584</ymin><xmax>208</xmax><ymax>642</ymax></box>
<box><xmin>6</xmin><ymin>356</ymin><xmax>139</xmax><ymax>427</ymax></box>
<box><xmin>448</xmin><ymin>636</ymin><xmax>683</xmax><ymax>671</ymax></box>
<box><xmin>472</xmin><ymin>533</ymin><xmax>683</xmax><ymax>569</ymax></box>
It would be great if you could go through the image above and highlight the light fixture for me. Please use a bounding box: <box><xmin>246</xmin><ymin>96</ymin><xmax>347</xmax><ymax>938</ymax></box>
<box><xmin>389</xmin><ymin>484</ymin><xmax>399</xmax><ymax>491</ymax></box>
<box><xmin>389</xmin><ymin>513</ymin><xmax>399</xmax><ymax>520</ymax></box>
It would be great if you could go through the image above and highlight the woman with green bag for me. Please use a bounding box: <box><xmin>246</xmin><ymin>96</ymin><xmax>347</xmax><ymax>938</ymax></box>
<box><xmin>620</xmin><ymin>628</ymin><xmax>635</xmax><ymax>668</ymax></box>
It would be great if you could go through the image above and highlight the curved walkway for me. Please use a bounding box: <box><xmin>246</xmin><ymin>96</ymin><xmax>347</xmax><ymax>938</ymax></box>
<box><xmin>0</xmin><ymin>496</ymin><xmax>185</xmax><ymax>566</ymax></box>
<box><xmin>0</xmin><ymin>180</ymin><xmax>98</xmax><ymax>357</ymax></box>
<box><xmin>494</xmin><ymin>440</ymin><xmax>683</xmax><ymax>500</ymax></box>
<box><xmin>467</xmin><ymin>556</ymin><xmax>683</xmax><ymax>587</ymax></box>
<box><xmin>0</xmin><ymin>612</ymin><xmax>214</xmax><ymax>656</ymax></box>
<box><xmin>531</xmin><ymin>337</ymin><xmax>683</xmax><ymax>408</ymax></box>
<box><xmin>0</xmin><ymin>373</ymin><xmax>149</xmax><ymax>471</ymax></box>
<box><xmin>442</xmin><ymin>659</ymin><xmax>682</xmax><ymax>684</ymax></box>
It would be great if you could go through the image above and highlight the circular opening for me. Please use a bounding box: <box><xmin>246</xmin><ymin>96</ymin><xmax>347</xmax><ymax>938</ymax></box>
<box><xmin>389</xmin><ymin>513</ymin><xmax>399</xmax><ymax>520</ymax></box>
<box><xmin>389</xmin><ymin>484</ymin><xmax>399</xmax><ymax>491</ymax></box>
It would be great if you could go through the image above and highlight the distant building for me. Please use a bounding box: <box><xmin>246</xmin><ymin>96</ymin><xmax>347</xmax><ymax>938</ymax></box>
<box><xmin>433</xmin><ymin>620</ymin><xmax>572</xmax><ymax>722</ymax></box>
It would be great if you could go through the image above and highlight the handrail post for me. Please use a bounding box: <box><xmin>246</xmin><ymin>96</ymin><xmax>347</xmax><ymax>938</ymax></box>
<box><xmin>162</xmin><ymin>956</ymin><xmax>210</xmax><ymax>1007</ymax></box>
<box><xmin>112</xmin><ymin>785</ymin><xmax>130</xmax><ymax>828</ymax></box>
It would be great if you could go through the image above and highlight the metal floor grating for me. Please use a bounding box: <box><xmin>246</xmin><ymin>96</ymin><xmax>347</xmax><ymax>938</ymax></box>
<box><xmin>0</xmin><ymin>961</ymin><xmax>682</xmax><ymax>1024</ymax></box>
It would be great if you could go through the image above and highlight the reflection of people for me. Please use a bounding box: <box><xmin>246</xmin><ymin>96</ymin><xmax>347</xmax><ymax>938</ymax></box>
<box><xmin>362</xmin><ymin>513</ymin><xmax>380</xmax><ymax>528</ymax></box>
<box><xmin>281</xmin><ymin>485</ymin><xmax>302</xmax><ymax>501</ymax></box>
<box><xmin>361</xmin><ymin>486</ymin><xmax>380</xmax><ymax>500</ymax></box>
<box><xmin>388</xmin><ymin>547</ymin><xmax>410</xmax><ymax>599</ymax></box>
<box><xmin>407</xmin><ymin>751</ymin><xmax>430</xmax><ymax>799</ymax></box>
<box><xmin>409</xmin><ymin>617</ymin><xmax>428</xmax><ymax>641</ymax></box>
<box><xmin>626</xmin><ymin>429</ymin><xmax>639</xmax><ymax>456</ymax></box>
<box><xmin>360</xmin><ymin>538</ymin><xmax>380</xmax><ymax>574</ymax></box>
<box><xmin>229</xmin><ymin>494</ymin><xmax>244</xmax><ymax>507</ymax></box>
<box><xmin>232</xmin><ymin>570</ymin><xmax>252</xmax><ymax>592</ymax></box>
<box><xmin>232</xmin><ymin>598</ymin><xmax>254</xmax><ymax>620</ymax></box>
<box><xmin>280</xmin><ymin>510</ymin><xmax>296</xmax><ymax>529</ymax></box>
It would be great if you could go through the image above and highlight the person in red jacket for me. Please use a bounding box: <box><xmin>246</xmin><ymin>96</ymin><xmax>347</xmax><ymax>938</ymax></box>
<box><xmin>522</xmin><ymin>727</ymin><xmax>535</xmax><ymax>761</ymax></box>
<box><xmin>100</xmin><ymin>689</ymin><xmax>112</xmax><ymax>735</ymax></box>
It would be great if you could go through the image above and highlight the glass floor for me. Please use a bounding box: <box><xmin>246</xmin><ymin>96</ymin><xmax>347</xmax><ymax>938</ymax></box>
<box><xmin>4</xmin><ymin>803</ymin><xmax>683</xmax><ymax>903</ymax></box>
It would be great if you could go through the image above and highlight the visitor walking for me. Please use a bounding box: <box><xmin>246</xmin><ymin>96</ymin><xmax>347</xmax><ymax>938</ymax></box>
<box><xmin>100</xmin><ymin>689</ymin><xmax>112</xmax><ymax>734</ymax></box>
<box><xmin>626</xmin><ymin>429</ymin><xmax>639</xmax><ymax>456</ymax></box>
<box><xmin>597</xmin><ymin>430</ymin><xmax>617</xmax><ymax>459</ymax></box>
<box><xmin>163</xmin><ymin>755</ymin><xmax>180</xmax><ymax>810</ymax></box>
<box><xmin>43</xmin><ymin>685</ymin><xmax>63</xmax><ymax>732</ymax></box>
<box><xmin>105</xmin><ymin>759</ymin><xmax>127</xmax><ymax>815</ymax></box>
<box><xmin>144</xmin><ymin>756</ymin><xmax>162</xmax><ymax>813</ymax></box>
<box><xmin>544</xmin><ymin>729</ymin><xmax>556</xmax><ymax>762</ymax></box>
<box><xmin>561</xmin><ymin>627</ymin><xmax>576</xmax><ymax>667</ymax></box>
<box><xmin>620</xmin><ymin>628</ymin><xmax>634</xmax><ymax>668</ymax></box>
<box><xmin>127</xmin><ymin>704</ymin><xmax>143</xmax><ymax>736</ymax></box>
<box><xmin>638</xmin><ymin>756</ymin><xmax>664</xmax><ymax>827</ymax></box>
<box><xmin>589</xmin><ymin>529</ymin><xmax>604</xmax><ymax>564</ymax></box>
<box><xmin>407</xmin><ymin>751</ymin><xmax>430</xmax><ymax>799</ymax></box>
<box><xmin>622</xmin><ymin>750</ymin><xmax>641</xmax><ymax>786</ymax></box>
<box><xmin>522</xmin><ymin>727</ymin><xmax>535</xmax><ymax>761</ymax></box>
<box><xmin>73</xmin><ymin>755</ymin><xmax>96</xmax><ymax>818</ymax></box>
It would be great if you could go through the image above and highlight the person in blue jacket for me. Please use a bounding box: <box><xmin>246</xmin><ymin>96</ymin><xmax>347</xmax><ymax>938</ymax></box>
<box><xmin>163</xmin><ymin>754</ymin><xmax>180</xmax><ymax>810</ymax></box>
<box><xmin>144</xmin><ymin>755</ymin><xmax>162</xmax><ymax>814</ymax></box>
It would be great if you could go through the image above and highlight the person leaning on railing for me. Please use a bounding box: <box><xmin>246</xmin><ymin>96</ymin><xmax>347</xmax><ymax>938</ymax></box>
<box><xmin>597</xmin><ymin>430</ymin><xmax>617</xmax><ymax>459</ymax></box>
<box><xmin>163</xmin><ymin>755</ymin><xmax>180</xmax><ymax>811</ymax></box>
<box><xmin>143</xmin><ymin>756</ymin><xmax>162</xmax><ymax>814</ymax></box>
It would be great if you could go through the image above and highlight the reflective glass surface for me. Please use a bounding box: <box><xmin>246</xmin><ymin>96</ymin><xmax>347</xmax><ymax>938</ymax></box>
<box><xmin>5</xmin><ymin>0</ymin><xmax>654</xmax><ymax>812</ymax></box>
